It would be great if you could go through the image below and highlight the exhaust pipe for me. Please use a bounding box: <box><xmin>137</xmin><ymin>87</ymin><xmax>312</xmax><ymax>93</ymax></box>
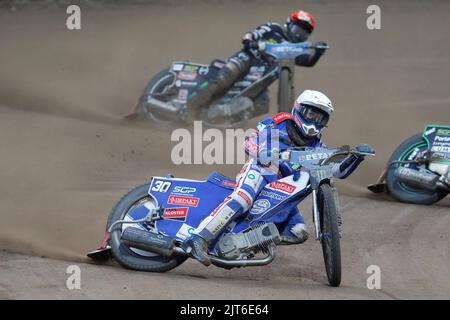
<box><xmin>171</xmin><ymin>245</ymin><xmax>277</xmax><ymax>268</ymax></box>
<box><xmin>395</xmin><ymin>167</ymin><xmax>440</xmax><ymax>191</ymax></box>
<box><xmin>207</xmin><ymin>97</ymin><xmax>253</xmax><ymax>120</ymax></box>
<box><xmin>121</xmin><ymin>226</ymin><xmax>278</xmax><ymax>268</ymax></box>
<box><xmin>121</xmin><ymin>227</ymin><xmax>175</xmax><ymax>257</ymax></box>
<box><xmin>143</xmin><ymin>96</ymin><xmax>181</xmax><ymax>117</ymax></box>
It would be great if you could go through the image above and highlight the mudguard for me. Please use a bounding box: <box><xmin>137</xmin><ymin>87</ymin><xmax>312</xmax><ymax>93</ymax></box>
<box><xmin>126</xmin><ymin>172</ymin><xmax>234</xmax><ymax>240</ymax></box>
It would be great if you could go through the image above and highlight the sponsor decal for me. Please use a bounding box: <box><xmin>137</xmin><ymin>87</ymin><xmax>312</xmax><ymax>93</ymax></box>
<box><xmin>425</xmin><ymin>127</ymin><xmax>436</xmax><ymax>135</ymax></box>
<box><xmin>431</xmin><ymin>131</ymin><xmax>450</xmax><ymax>153</ymax></box>
<box><xmin>163</xmin><ymin>207</ymin><xmax>188</xmax><ymax>221</ymax></box>
<box><xmin>182</xmin><ymin>81</ymin><xmax>198</xmax><ymax>87</ymax></box>
<box><xmin>260</xmin><ymin>189</ymin><xmax>287</xmax><ymax>201</ymax></box>
<box><xmin>271</xmin><ymin>45</ymin><xmax>307</xmax><ymax>54</ymax></box>
<box><xmin>250</xmin><ymin>199</ymin><xmax>271</xmax><ymax>214</ymax></box>
<box><xmin>272</xmin><ymin>112</ymin><xmax>292</xmax><ymax>124</ymax></box>
<box><xmin>268</xmin><ymin>181</ymin><xmax>296</xmax><ymax>194</ymax></box>
<box><xmin>177</xmin><ymin>71</ymin><xmax>197</xmax><ymax>81</ymax></box>
<box><xmin>151</xmin><ymin>180</ymin><xmax>171</xmax><ymax>193</ymax></box>
<box><xmin>172</xmin><ymin>63</ymin><xmax>183</xmax><ymax>71</ymax></box>
<box><xmin>199</xmin><ymin>66</ymin><xmax>209</xmax><ymax>75</ymax></box>
<box><xmin>168</xmin><ymin>195</ymin><xmax>199</xmax><ymax>207</ymax></box>
<box><xmin>248</xmin><ymin>173</ymin><xmax>256</xmax><ymax>180</ymax></box>
<box><xmin>432</xmin><ymin>146</ymin><xmax>450</xmax><ymax>153</ymax></box>
<box><xmin>176</xmin><ymin>223</ymin><xmax>195</xmax><ymax>240</ymax></box>
<box><xmin>297</xmin><ymin>152</ymin><xmax>332</xmax><ymax>162</ymax></box>
<box><xmin>177</xmin><ymin>89</ymin><xmax>189</xmax><ymax>102</ymax></box>
<box><xmin>175</xmin><ymin>80</ymin><xmax>197</xmax><ymax>87</ymax></box>
<box><xmin>211</xmin><ymin>196</ymin><xmax>231</xmax><ymax>217</ymax></box>
<box><xmin>434</xmin><ymin>135</ymin><xmax>450</xmax><ymax>142</ymax></box>
<box><xmin>183</xmin><ymin>65</ymin><xmax>199</xmax><ymax>72</ymax></box>
<box><xmin>208</xmin><ymin>206</ymin><xmax>235</xmax><ymax>235</ymax></box>
<box><xmin>222</xmin><ymin>180</ymin><xmax>237</xmax><ymax>187</ymax></box>
<box><xmin>437</xmin><ymin>128</ymin><xmax>450</xmax><ymax>135</ymax></box>
<box><xmin>238</xmin><ymin>190</ymin><xmax>252</xmax><ymax>206</ymax></box>
<box><xmin>172</xmin><ymin>186</ymin><xmax>196</xmax><ymax>194</ymax></box>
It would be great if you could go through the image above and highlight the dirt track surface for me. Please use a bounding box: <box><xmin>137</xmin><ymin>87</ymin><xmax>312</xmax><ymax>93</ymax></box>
<box><xmin>1</xmin><ymin>195</ymin><xmax>449</xmax><ymax>300</ymax></box>
<box><xmin>0</xmin><ymin>1</ymin><xmax>449</xmax><ymax>299</ymax></box>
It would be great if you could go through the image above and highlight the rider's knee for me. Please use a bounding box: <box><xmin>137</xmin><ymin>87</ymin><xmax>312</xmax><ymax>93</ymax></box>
<box><xmin>230</xmin><ymin>189</ymin><xmax>254</xmax><ymax>213</ymax></box>
<box><xmin>241</xmin><ymin>169</ymin><xmax>263</xmax><ymax>191</ymax></box>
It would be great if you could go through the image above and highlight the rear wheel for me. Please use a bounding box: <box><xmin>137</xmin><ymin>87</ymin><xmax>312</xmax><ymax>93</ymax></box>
<box><xmin>386</xmin><ymin>133</ymin><xmax>447</xmax><ymax>205</ymax></box>
<box><xmin>138</xmin><ymin>68</ymin><xmax>180</xmax><ymax>126</ymax></box>
<box><xmin>107</xmin><ymin>183</ymin><xmax>186</xmax><ymax>272</ymax></box>
<box><xmin>318</xmin><ymin>184</ymin><xmax>341</xmax><ymax>287</ymax></box>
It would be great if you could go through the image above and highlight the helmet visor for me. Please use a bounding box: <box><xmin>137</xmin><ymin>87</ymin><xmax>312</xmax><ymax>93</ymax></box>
<box><xmin>287</xmin><ymin>23</ymin><xmax>310</xmax><ymax>43</ymax></box>
<box><xmin>298</xmin><ymin>105</ymin><xmax>329</xmax><ymax>127</ymax></box>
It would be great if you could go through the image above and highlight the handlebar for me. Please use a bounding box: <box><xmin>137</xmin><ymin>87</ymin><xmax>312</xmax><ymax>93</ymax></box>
<box><xmin>320</xmin><ymin>149</ymin><xmax>375</xmax><ymax>165</ymax></box>
<box><xmin>282</xmin><ymin>146</ymin><xmax>375</xmax><ymax>167</ymax></box>
<box><xmin>257</xmin><ymin>41</ymin><xmax>330</xmax><ymax>52</ymax></box>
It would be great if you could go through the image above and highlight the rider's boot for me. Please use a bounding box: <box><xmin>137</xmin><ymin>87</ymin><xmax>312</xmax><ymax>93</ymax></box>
<box><xmin>182</xmin><ymin>234</ymin><xmax>211</xmax><ymax>266</ymax></box>
<box><xmin>184</xmin><ymin>162</ymin><xmax>261</xmax><ymax>266</ymax></box>
<box><xmin>185</xmin><ymin>193</ymin><xmax>252</xmax><ymax>265</ymax></box>
<box><xmin>280</xmin><ymin>223</ymin><xmax>309</xmax><ymax>245</ymax></box>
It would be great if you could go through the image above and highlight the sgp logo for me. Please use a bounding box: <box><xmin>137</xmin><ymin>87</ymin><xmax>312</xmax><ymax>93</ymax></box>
<box><xmin>173</xmin><ymin>186</ymin><xmax>197</xmax><ymax>194</ymax></box>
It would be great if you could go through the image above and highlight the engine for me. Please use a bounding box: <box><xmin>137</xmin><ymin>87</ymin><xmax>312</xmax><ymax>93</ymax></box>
<box><xmin>216</xmin><ymin>223</ymin><xmax>281</xmax><ymax>260</ymax></box>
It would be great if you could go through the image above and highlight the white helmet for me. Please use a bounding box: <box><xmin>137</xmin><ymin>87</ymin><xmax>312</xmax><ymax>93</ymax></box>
<box><xmin>292</xmin><ymin>90</ymin><xmax>334</xmax><ymax>138</ymax></box>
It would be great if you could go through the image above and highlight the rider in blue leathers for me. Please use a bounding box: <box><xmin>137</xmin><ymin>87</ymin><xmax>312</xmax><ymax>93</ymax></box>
<box><xmin>187</xmin><ymin>10</ymin><xmax>328</xmax><ymax>111</ymax></box>
<box><xmin>183</xmin><ymin>90</ymin><xmax>375</xmax><ymax>266</ymax></box>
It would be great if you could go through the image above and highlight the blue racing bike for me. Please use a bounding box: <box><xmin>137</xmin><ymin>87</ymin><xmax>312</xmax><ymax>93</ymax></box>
<box><xmin>88</xmin><ymin>146</ymin><xmax>374</xmax><ymax>287</ymax></box>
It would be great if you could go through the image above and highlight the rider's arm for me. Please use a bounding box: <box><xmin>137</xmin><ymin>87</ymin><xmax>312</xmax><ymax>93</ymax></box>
<box><xmin>244</xmin><ymin>125</ymin><xmax>281</xmax><ymax>165</ymax></box>
<box><xmin>332</xmin><ymin>155</ymin><xmax>364</xmax><ymax>179</ymax></box>
<box><xmin>295</xmin><ymin>42</ymin><xmax>328</xmax><ymax>67</ymax></box>
<box><xmin>242</xmin><ymin>22</ymin><xmax>285</xmax><ymax>50</ymax></box>
<box><xmin>295</xmin><ymin>51</ymin><xmax>323</xmax><ymax>67</ymax></box>
<box><xmin>244</xmin><ymin>130</ymin><xmax>263</xmax><ymax>159</ymax></box>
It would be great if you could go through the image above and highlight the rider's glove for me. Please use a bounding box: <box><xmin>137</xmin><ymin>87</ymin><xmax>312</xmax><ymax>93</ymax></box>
<box><xmin>258</xmin><ymin>147</ymin><xmax>280</xmax><ymax>165</ymax></box>
<box><xmin>243</xmin><ymin>39</ymin><xmax>259</xmax><ymax>51</ymax></box>
<box><xmin>315</xmin><ymin>42</ymin><xmax>329</xmax><ymax>55</ymax></box>
<box><xmin>355</xmin><ymin>143</ymin><xmax>375</xmax><ymax>157</ymax></box>
<box><xmin>280</xmin><ymin>150</ymin><xmax>291</xmax><ymax>161</ymax></box>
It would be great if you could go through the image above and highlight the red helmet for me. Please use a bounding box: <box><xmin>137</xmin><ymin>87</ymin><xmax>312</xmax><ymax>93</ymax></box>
<box><xmin>286</xmin><ymin>10</ymin><xmax>315</xmax><ymax>43</ymax></box>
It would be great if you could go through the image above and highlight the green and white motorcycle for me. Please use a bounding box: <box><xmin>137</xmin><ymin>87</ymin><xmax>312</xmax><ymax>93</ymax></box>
<box><xmin>368</xmin><ymin>125</ymin><xmax>450</xmax><ymax>205</ymax></box>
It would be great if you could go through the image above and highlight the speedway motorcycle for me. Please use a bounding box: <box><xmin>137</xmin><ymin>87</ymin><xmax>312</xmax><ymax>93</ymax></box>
<box><xmin>88</xmin><ymin>145</ymin><xmax>374</xmax><ymax>287</ymax></box>
<box><xmin>368</xmin><ymin>125</ymin><xmax>450</xmax><ymax>205</ymax></box>
<box><xmin>129</xmin><ymin>42</ymin><xmax>329</xmax><ymax>128</ymax></box>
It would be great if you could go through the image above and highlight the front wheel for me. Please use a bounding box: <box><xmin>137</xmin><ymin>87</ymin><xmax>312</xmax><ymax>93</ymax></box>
<box><xmin>318</xmin><ymin>184</ymin><xmax>341</xmax><ymax>287</ymax></box>
<box><xmin>107</xmin><ymin>183</ymin><xmax>186</xmax><ymax>272</ymax></box>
